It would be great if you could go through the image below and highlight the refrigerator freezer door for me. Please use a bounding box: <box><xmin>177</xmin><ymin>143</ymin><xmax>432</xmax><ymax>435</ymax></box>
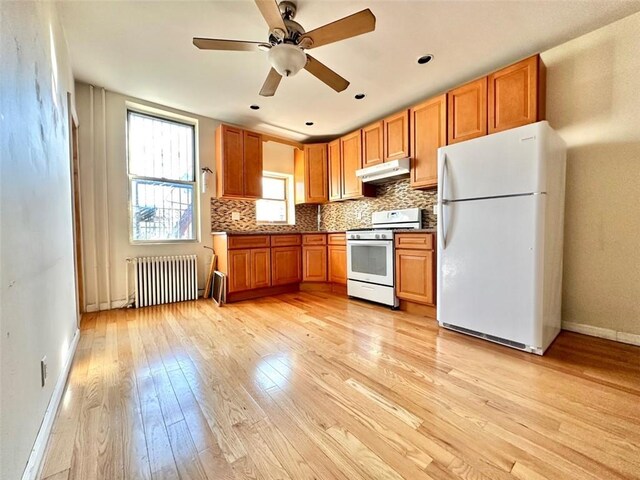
<box><xmin>438</xmin><ymin>122</ymin><xmax>551</xmax><ymax>201</ymax></box>
<box><xmin>437</xmin><ymin>194</ymin><xmax>544</xmax><ymax>347</ymax></box>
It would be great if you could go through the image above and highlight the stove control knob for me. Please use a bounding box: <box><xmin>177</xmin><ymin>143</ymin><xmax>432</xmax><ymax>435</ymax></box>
<box><xmin>375</xmin><ymin>234</ymin><xmax>380</xmax><ymax>239</ymax></box>
<box><xmin>380</xmin><ymin>234</ymin><xmax>386</xmax><ymax>239</ymax></box>
<box><xmin>356</xmin><ymin>235</ymin><xmax>360</xmax><ymax>239</ymax></box>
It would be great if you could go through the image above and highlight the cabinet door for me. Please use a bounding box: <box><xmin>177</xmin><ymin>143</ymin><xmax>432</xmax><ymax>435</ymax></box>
<box><xmin>243</xmin><ymin>130</ymin><xmax>263</xmax><ymax>199</ymax></box>
<box><xmin>219</xmin><ymin>126</ymin><xmax>244</xmax><ymax>197</ymax></box>
<box><xmin>362</xmin><ymin>121</ymin><xmax>384</xmax><ymax>167</ymax></box>
<box><xmin>448</xmin><ymin>77</ymin><xmax>487</xmax><ymax>144</ymax></box>
<box><xmin>395</xmin><ymin>249</ymin><xmax>435</xmax><ymax>305</ymax></box>
<box><xmin>340</xmin><ymin>130</ymin><xmax>362</xmax><ymax>200</ymax></box>
<box><xmin>294</xmin><ymin>148</ymin><xmax>306</xmax><ymax>204</ymax></box>
<box><xmin>228</xmin><ymin>249</ymin><xmax>252</xmax><ymax>293</ymax></box>
<box><xmin>328</xmin><ymin>139</ymin><xmax>342</xmax><ymax>201</ymax></box>
<box><xmin>489</xmin><ymin>55</ymin><xmax>541</xmax><ymax>133</ymax></box>
<box><xmin>383</xmin><ymin>110</ymin><xmax>410</xmax><ymax>161</ymax></box>
<box><xmin>251</xmin><ymin>248</ymin><xmax>271</xmax><ymax>289</ymax></box>
<box><xmin>271</xmin><ymin>246</ymin><xmax>302</xmax><ymax>286</ymax></box>
<box><xmin>302</xmin><ymin>246</ymin><xmax>327</xmax><ymax>282</ymax></box>
<box><xmin>304</xmin><ymin>143</ymin><xmax>328</xmax><ymax>203</ymax></box>
<box><xmin>328</xmin><ymin>245</ymin><xmax>347</xmax><ymax>285</ymax></box>
<box><xmin>410</xmin><ymin>94</ymin><xmax>446</xmax><ymax>189</ymax></box>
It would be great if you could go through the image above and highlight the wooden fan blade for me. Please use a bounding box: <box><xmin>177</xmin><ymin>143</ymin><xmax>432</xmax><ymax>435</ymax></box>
<box><xmin>259</xmin><ymin>68</ymin><xmax>282</xmax><ymax>97</ymax></box>
<box><xmin>254</xmin><ymin>0</ymin><xmax>287</xmax><ymax>34</ymax></box>
<box><xmin>193</xmin><ymin>38</ymin><xmax>263</xmax><ymax>52</ymax></box>
<box><xmin>304</xmin><ymin>55</ymin><xmax>349</xmax><ymax>92</ymax></box>
<box><xmin>301</xmin><ymin>9</ymin><xmax>375</xmax><ymax>49</ymax></box>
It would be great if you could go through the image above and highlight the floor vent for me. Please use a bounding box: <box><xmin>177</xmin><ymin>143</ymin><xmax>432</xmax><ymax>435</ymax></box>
<box><xmin>442</xmin><ymin>323</ymin><xmax>530</xmax><ymax>351</ymax></box>
<box><xmin>131</xmin><ymin>255</ymin><xmax>198</xmax><ymax>307</ymax></box>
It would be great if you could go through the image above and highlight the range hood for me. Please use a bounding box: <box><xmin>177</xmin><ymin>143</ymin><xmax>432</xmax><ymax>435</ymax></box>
<box><xmin>355</xmin><ymin>158</ymin><xmax>410</xmax><ymax>184</ymax></box>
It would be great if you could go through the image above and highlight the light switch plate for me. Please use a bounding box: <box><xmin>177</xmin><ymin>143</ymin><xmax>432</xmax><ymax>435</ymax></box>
<box><xmin>433</xmin><ymin>204</ymin><xmax>438</xmax><ymax>215</ymax></box>
<box><xmin>231</xmin><ymin>212</ymin><xmax>240</xmax><ymax>221</ymax></box>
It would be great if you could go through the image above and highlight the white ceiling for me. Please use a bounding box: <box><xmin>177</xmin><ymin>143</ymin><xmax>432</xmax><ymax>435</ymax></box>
<box><xmin>59</xmin><ymin>0</ymin><xmax>640</xmax><ymax>142</ymax></box>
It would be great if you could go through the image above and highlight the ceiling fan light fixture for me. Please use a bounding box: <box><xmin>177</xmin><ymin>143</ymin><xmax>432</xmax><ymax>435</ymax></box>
<box><xmin>268</xmin><ymin>43</ymin><xmax>307</xmax><ymax>77</ymax></box>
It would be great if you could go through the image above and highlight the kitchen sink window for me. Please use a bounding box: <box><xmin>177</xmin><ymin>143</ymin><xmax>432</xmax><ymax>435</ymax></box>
<box><xmin>127</xmin><ymin>110</ymin><xmax>197</xmax><ymax>243</ymax></box>
<box><xmin>256</xmin><ymin>173</ymin><xmax>293</xmax><ymax>224</ymax></box>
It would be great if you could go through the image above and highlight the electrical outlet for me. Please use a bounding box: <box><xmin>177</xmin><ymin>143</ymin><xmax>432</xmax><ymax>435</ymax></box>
<box><xmin>231</xmin><ymin>212</ymin><xmax>240</xmax><ymax>221</ymax></box>
<box><xmin>41</xmin><ymin>356</ymin><xmax>48</xmax><ymax>387</ymax></box>
<box><xmin>433</xmin><ymin>204</ymin><xmax>438</xmax><ymax>215</ymax></box>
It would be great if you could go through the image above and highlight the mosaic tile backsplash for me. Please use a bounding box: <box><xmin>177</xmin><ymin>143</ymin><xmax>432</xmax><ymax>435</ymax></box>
<box><xmin>320</xmin><ymin>179</ymin><xmax>438</xmax><ymax>231</ymax></box>
<box><xmin>210</xmin><ymin>179</ymin><xmax>437</xmax><ymax>233</ymax></box>
<box><xmin>210</xmin><ymin>198</ymin><xmax>318</xmax><ymax>232</ymax></box>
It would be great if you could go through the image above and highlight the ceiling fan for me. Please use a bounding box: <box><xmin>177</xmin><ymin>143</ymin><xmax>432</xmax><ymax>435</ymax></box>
<box><xmin>193</xmin><ymin>0</ymin><xmax>376</xmax><ymax>97</ymax></box>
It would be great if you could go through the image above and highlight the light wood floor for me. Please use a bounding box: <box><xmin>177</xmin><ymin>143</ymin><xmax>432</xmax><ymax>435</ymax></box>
<box><xmin>40</xmin><ymin>291</ymin><xmax>640</xmax><ymax>480</ymax></box>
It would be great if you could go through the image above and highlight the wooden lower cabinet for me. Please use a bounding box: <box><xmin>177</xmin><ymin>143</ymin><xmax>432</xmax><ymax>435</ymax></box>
<box><xmin>228</xmin><ymin>249</ymin><xmax>252</xmax><ymax>293</ymax></box>
<box><xmin>251</xmin><ymin>248</ymin><xmax>272</xmax><ymax>289</ymax></box>
<box><xmin>394</xmin><ymin>233</ymin><xmax>436</xmax><ymax>306</ymax></box>
<box><xmin>328</xmin><ymin>245</ymin><xmax>347</xmax><ymax>285</ymax></box>
<box><xmin>271</xmin><ymin>246</ymin><xmax>302</xmax><ymax>286</ymax></box>
<box><xmin>302</xmin><ymin>246</ymin><xmax>327</xmax><ymax>282</ymax></box>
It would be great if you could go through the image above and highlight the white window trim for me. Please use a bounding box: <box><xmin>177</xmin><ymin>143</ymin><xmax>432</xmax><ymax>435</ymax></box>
<box><xmin>256</xmin><ymin>171</ymin><xmax>295</xmax><ymax>226</ymax></box>
<box><xmin>126</xmin><ymin>105</ymin><xmax>201</xmax><ymax>244</ymax></box>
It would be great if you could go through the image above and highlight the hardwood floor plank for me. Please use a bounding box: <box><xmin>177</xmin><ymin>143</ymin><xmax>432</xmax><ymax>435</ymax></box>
<box><xmin>166</xmin><ymin>420</ymin><xmax>209</xmax><ymax>480</ymax></box>
<box><xmin>39</xmin><ymin>293</ymin><xmax>640</xmax><ymax>480</ymax></box>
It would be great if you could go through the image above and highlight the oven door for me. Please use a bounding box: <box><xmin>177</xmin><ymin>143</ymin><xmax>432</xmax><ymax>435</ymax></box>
<box><xmin>347</xmin><ymin>240</ymin><xmax>394</xmax><ymax>287</ymax></box>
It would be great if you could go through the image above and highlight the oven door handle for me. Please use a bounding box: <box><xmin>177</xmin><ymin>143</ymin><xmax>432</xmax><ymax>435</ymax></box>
<box><xmin>347</xmin><ymin>240</ymin><xmax>393</xmax><ymax>247</ymax></box>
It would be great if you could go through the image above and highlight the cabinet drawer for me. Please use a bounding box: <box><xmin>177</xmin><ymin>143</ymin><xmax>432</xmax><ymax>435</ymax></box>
<box><xmin>271</xmin><ymin>234</ymin><xmax>301</xmax><ymax>247</ymax></box>
<box><xmin>302</xmin><ymin>234</ymin><xmax>327</xmax><ymax>245</ymax></box>
<box><xmin>394</xmin><ymin>233</ymin><xmax>434</xmax><ymax>250</ymax></box>
<box><xmin>228</xmin><ymin>235</ymin><xmax>270</xmax><ymax>249</ymax></box>
<box><xmin>328</xmin><ymin>233</ymin><xmax>346</xmax><ymax>246</ymax></box>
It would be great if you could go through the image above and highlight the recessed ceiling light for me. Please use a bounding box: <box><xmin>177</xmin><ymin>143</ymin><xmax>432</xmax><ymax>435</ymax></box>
<box><xmin>417</xmin><ymin>54</ymin><xmax>434</xmax><ymax>65</ymax></box>
<box><xmin>354</xmin><ymin>93</ymin><xmax>366</xmax><ymax>100</ymax></box>
<box><xmin>250</xmin><ymin>104</ymin><xmax>260</xmax><ymax>110</ymax></box>
<box><xmin>305</xmin><ymin>121</ymin><xmax>314</xmax><ymax>126</ymax></box>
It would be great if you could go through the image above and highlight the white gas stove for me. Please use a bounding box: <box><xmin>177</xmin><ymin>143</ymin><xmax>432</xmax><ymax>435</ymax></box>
<box><xmin>346</xmin><ymin>208</ymin><xmax>422</xmax><ymax>307</ymax></box>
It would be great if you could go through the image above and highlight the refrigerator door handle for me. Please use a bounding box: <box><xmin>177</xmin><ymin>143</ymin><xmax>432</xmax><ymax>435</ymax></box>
<box><xmin>439</xmin><ymin>153</ymin><xmax>448</xmax><ymax>250</ymax></box>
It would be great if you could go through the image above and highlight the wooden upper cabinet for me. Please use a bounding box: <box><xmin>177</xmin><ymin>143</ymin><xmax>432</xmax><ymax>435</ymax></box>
<box><xmin>271</xmin><ymin>246</ymin><xmax>302</xmax><ymax>286</ymax></box>
<box><xmin>216</xmin><ymin>125</ymin><xmax>244</xmax><ymax>197</ymax></box>
<box><xmin>489</xmin><ymin>55</ymin><xmax>546</xmax><ymax>134</ymax></box>
<box><xmin>328</xmin><ymin>139</ymin><xmax>342</xmax><ymax>202</ymax></box>
<box><xmin>243</xmin><ymin>130</ymin><xmax>263</xmax><ymax>198</ymax></box>
<box><xmin>294</xmin><ymin>143</ymin><xmax>327</xmax><ymax>204</ymax></box>
<box><xmin>383</xmin><ymin>110</ymin><xmax>410</xmax><ymax>161</ymax></box>
<box><xmin>340</xmin><ymin>130</ymin><xmax>363</xmax><ymax>200</ymax></box>
<box><xmin>362</xmin><ymin>121</ymin><xmax>384</xmax><ymax>167</ymax></box>
<box><xmin>410</xmin><ymin>94</ymin><xmax>447</xmax><ymax>189</ymax></box>
<box><xmin>215</xmin><ymin>124</ymin><xmax>263</xmax><ymax>199</ymax></box>
<box><xmin>447</xmin><ymin>77</ymin><xmax>487</xmax><ymax>144</ymax></box>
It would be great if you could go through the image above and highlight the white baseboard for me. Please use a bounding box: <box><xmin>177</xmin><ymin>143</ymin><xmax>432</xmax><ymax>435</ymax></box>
<box><xmin>562</xmin><ymin>322</ymin><xmax>640</xmax><ymax>347</ymax></box>
<box><xmin>85</xmin><ymin>298</ymin><xmax>130</xmax><ymax>312</ymax></box>
<box><xmin>21</xmin><ymin>328</ymin><xmax>80</xmax><ymax>480</ymax></box>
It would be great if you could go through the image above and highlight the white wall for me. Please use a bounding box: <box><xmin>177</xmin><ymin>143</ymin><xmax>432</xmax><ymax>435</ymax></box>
<box><xmin>0</xmin><ymin>3</ymin><xmax>78</xmax><ymax>479</ymax></box>
<box><xmin>541</xmin><ymin>11</ymin><xmax>640</xmax><ymax>338</ymax></box>
<box><xmin>263</xmin><ymin>141</ymin><xmax>294</xmax><ymax>174</ymax></box>
<box><xmin>75</xmin><ymin>84</ymin><xmax>219</xmax><ymax>311</ymax></box>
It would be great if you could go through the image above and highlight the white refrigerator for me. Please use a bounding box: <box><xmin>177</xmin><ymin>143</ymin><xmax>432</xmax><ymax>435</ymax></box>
<box><xmin>437</xmin><ymin>121</ymin><xmax>566</xmax><ymax>355</ymax></box>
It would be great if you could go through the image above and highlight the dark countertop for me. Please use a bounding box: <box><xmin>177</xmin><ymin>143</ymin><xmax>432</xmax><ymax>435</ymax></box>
<box><xmin>211</xmin><ymin>230</ymin><xmax>345</xmax><ymax>236</ymax></box>
<box><xmin>211</xmin><ymin>229</ymin><xmax>436</xmax><ymax>235</ymax></box>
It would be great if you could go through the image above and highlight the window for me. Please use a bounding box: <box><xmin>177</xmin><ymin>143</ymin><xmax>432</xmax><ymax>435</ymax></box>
<box><xmin>256</xmin><ymin>173</ymin><xmax>290</xmax><ymax>224</ymax></box>
<box><xmin>127</xmin><ymin>110</ymin><xmax>197</xmax><ymax>242</ymax></box>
